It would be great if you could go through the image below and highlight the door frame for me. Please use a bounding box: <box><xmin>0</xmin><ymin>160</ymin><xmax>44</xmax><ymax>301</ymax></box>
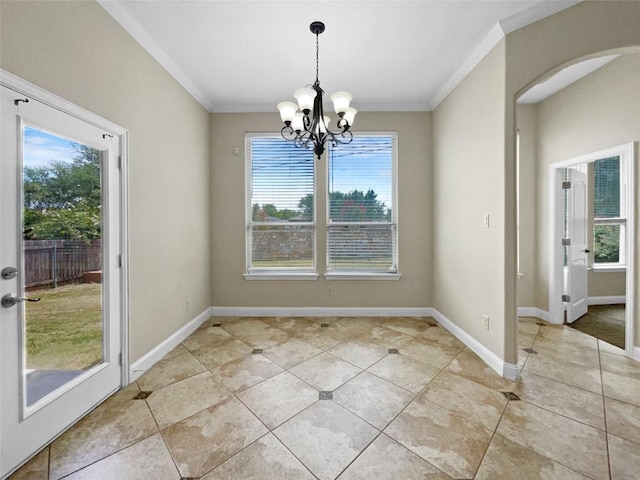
<box><xmin>548</xmin><ymin>142</ymin><xmax>636</xmax><ymax>356</ymax></box>
<box><xmin>0</xmin><ymin>69</ymin><xmax>130</xmax><ymax>468</ymax></box>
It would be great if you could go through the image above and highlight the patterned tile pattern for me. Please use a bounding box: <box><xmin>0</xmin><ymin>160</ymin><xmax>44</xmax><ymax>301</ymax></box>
<box><xmin>9</xmin><ymin>316</ymin><xmax>640</xmax><ymax>480</ymax></box>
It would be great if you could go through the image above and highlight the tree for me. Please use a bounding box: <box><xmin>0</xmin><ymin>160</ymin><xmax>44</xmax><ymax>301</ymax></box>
<box><xmin>594</xmin><ymin>225</ymin><xmax>620</xmax><ymax>263</ymax></box>
<box><xmin>329</xmin><ymin>189</ymin><xmax>389</xmax><ymax>222</ymax></box>
<box><xmin>23</xmin><ymin>144</ymin><xmax>102</xmax><ymax>240</ymax></box>
<box><xmin>298</xmin><ymin>194</ymin><xmax>314</xmax><ymax>220</ymax></box>
<box><xmin>251</xmin><ymin>203</ymin><xmax>298</xmax><ymax>221</ymax></box>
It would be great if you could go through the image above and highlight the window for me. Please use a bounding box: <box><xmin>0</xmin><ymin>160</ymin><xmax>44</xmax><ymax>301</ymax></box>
<box><xmin>245</xmin><ymin>135</ymin><xmax>315</xmax><ymax>274</ymax></box>
<box><xmin>593</xmin><ymin>156</ymin><xmax>626</xmax><ymax>266</ymax></box>
<box><xmin>327</xmin><ymin>134</ymin><xmax>397</xmax><ymax>273</ymax></box>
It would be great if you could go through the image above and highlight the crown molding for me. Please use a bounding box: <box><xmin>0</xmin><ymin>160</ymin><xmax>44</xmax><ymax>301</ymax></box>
<box><xmin>430</xmin><ymin>1</ymin><xmax>581</xmax><ymax>110</ymax></box>
<box><xmin>211</xmin><ymin>101</ymin><xmax>431</xmax><ymax>113</ymax></box>
<box><xmin>97</xmin><ymin>0</ymin><xmax>215</xmax><ymax>112</ymax></box>
<box><xmin>499</xmin><ymin>0</ymin><xmax>581</xmax><ymax>34</ymax></box>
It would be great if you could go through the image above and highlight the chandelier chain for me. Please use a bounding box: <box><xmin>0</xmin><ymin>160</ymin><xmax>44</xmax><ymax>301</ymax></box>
<box><xmin>315</xmin><ymin>32</ymin><xmax>319</xmax><ymax>83</ymax></box>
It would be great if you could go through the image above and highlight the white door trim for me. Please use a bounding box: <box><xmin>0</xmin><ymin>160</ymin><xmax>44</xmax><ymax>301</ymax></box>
<box><xmin>548</xmin><ymin>143</ymin><xmax>636</xmax><ymax>357</ymax></box>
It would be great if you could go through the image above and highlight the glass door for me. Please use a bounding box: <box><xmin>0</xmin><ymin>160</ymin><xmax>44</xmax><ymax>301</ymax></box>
<box><xmin>1</xmin><ymin>84</ymin><xmax>124</xmax><ymax>477</ymax></box>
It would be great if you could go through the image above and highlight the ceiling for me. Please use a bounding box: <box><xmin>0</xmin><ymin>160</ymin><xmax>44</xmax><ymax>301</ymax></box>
<box><xmin>517</xmin><ymin>54</ymin><xmax>619</xmax><ymax>103</ymax></box>
<box><xmin>99</xmin><ymin>0</ymin><xmax>582</xmax><ymax>113</ymax></box>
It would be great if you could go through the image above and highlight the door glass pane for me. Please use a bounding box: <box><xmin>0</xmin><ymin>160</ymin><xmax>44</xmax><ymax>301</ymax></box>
<box><xmin>594</xmin><ymin>224</ymin><xmax>620</xmax><ymax>263</ymax></box>
<box><xmin>22</xmin><ymin>125</ymin><xmax>104</xmax><ymax>407</ymax></box>
<box><xmin>594</xmin><ymin>156</ymin><xmax>620</xmax><ymax>218</ymax></box>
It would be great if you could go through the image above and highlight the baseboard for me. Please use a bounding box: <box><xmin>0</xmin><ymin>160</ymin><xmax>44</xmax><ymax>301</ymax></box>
<box><xmin>633</xmin><ymin>347</ymin><xmax>640</xmax><ymax>362</ymax></box>
<box><xmin>588</xmin><ymin>295</ymin><xmax>626</xmax><ymax>306</ymax></box>
<box><xmin>517</xmin><ymin>307</ymin><xmax>549</xmax><ymax>322</ymax></box>
<box><xmin>210</xmin><ymin>306</ymin><xmax>435</xmax><ymax>317</ymax></box>
<box><xmin>431</xmin><ymin>309</ymin><xmax>519</xmax><ymax>381</ymax></box>
<box><xmin>129</xmin><ymin>307</ymin><xmax>212</xmax><ymax>382</ymax></box>
<box><xmin>135</xmin><ymin>305</ymin><xmax>518</xmax><ymax>381</ymax></box>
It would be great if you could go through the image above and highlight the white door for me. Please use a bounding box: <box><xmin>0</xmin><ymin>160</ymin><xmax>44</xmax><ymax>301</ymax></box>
<box><xmin>1</xmin><ymin>86</ymin><xmax>123</xmax><ymax>477</ymax></box>
<box><xmin>566</xmin><ymin>167</ymin><xmax>589</xmax><ymax>323</ymax></box>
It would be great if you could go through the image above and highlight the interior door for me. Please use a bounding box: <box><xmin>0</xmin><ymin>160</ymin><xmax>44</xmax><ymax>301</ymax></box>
<box><xmin>566</xmin><ymin>167</ymin><xmax>589</xmax><ymax>323</ymax></box>
<box><xmin>1</xmin><ymin>86</ymin><xmax>123</xmax><ymax>477</ymax></box>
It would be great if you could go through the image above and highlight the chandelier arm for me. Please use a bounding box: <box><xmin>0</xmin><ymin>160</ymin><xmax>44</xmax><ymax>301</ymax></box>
<box><xmin>336</xmin><ymin>129</ymin><xmax>354</xmax><ymax>145</ymax></box>
<box><xmin>280</xmin><ymin>125</ymin><xmax>296</xmax><ymax>141</ymax></box>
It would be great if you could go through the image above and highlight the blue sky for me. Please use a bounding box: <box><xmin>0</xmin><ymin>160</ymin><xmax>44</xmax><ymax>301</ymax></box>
<box><xmin>252</xmin><ymin>136</ymin><xmax>393</xmax><ymax>211</ymax></box>
<box><xmin>23</xmin><ymin>126</ymin><xmax>77</xmax><ymax>168</ymax></box>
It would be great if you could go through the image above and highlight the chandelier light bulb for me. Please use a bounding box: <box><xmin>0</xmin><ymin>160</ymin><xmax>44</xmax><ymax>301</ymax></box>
<box><xmin>294</xmin><ymin>88</ymin><xmax>316</xmax><ymax>113</ymax></box>
<box><xmin>343</xmin><ymin>107</ymin><xmax>357</xmax><ymax>126</ymax></box>
<box><xmin>330</xmin><ymin>91</ymin><xmax>353</xmax><ymax>115</ymax></box>
<box><xmin>277</xmin><ymin>101</ymin><xmax>298</xmax><ymax>124</ymax></box>
<box><xmin>292</xmin><ymin>112</ymin><xmax>304</xmax><ymax>132</ymax></box>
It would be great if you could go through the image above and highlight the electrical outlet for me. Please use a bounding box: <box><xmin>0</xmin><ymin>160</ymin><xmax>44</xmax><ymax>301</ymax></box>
<box><xmin>185</xmin><ymin>300</ymin><xmax>191</xmax><ymax>312</ymax></box>
<box><xmin>327</xmin><ymin>286</ymin><xmax>334</xmax><ymax>296</ymax></box>
<box><xmin>483</xmin><ymin>315</ymin><xmax>489</xmax><ymax>330</ymax></box>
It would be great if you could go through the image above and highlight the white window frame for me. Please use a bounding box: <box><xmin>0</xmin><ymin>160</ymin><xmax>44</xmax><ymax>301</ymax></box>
<box><xmin>592</xmin><ymin>154</ymin><xmax>628</xmax><ymax>271</ymax></box>
<box><xmin>324</xmin><ymin>132</ymin><xmax>400</xmax><ymax>280</ymax></box>
<box><xmin>243</xmin><ymin>133</ymin><xmax>318</xmax><ymax>280</ymax></box>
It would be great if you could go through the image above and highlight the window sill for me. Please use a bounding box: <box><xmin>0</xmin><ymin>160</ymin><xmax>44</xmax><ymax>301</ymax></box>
<box><xmin>590</xmin><ymin>266</ymin><xmax>626</xmax><ymax>273</ymax></box>
<box><xmin>243</xmin><ymin>272</ymin><xmax>319</xmax><ymax>281</ymax></box>
<box><xmin>324</xmin><ymin>272</ymin><xmax>401</xmax><ymax>281</ymax></box>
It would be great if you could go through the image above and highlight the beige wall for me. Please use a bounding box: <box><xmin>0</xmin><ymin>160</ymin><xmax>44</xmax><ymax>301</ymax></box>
<box><xmin>532</xmin><ymin>54</ymin><xmax>639</xmax><ymax>307</ymax></box>
<box><xmin>516</xmin><ymin>104</ymin><xmax>537</xmax><ymax>307</ymax></box>
<box><xmin>433</xmin><ymin>40</ymin><xmax>508</xmax><ymax>360</ymax></box>
<box><xmin>505</xmin><ymin>0</ymin><xmax>640</xmax><ymax>346</ymax></box>
<box><xmin>0</xmin><ymin>1</ymin><xmax>212</xmax><ymax>362</ymax></box>
<box><xmin>210</xmin><ymin>112</ymin><xmax>432</xmax><ymax>308</ymax></box>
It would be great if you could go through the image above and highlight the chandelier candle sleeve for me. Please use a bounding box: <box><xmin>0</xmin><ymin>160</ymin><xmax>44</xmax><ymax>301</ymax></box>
<box><xmin>276</xmin><ymin>21</ymin><xmax>357</xmax><ymax>159</ymax></box>
<box><xmin>330</xmin><ymin>91</ymin><xmax>353</xmax><ymax>114</ymax></box>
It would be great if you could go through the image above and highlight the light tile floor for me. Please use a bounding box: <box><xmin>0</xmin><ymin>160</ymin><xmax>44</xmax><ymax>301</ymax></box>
<box><xmin>9</xmin><ymin>316</ymin><xmax>640</xmax><ymax>479</ymax></box>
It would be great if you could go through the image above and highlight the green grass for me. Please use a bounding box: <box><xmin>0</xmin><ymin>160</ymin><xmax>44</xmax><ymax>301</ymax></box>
<box><xmin>25</xmin><ymin>283</ymin><xmax>103</xmax><ymax>371</ymax></box>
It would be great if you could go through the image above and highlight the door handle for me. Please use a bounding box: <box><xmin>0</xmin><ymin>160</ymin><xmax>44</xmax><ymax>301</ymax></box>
<box><xmin>1</xmin><ymin>294</ymin><xmax>41</xmax><ymax>308</ymax></box>
<box><xmin>584</xmin><ymin>249</ymin><xmax>591</xmax><ymax>253</ymax></box>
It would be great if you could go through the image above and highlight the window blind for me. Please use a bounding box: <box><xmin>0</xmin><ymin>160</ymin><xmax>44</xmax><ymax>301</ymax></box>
<box><xmin>247</xmin><ymin>136</ymin><xmax>315</xmax><ymax>269</ymax></box>
<box><xmin>327</xmin><ymin>135</ymin><xmax>397</xmax><ymax>272</ymax></box>
<box><xmin>594</xmin><ymin>156</ymin><xmax>620</xmax><ymax>218</ymax></box>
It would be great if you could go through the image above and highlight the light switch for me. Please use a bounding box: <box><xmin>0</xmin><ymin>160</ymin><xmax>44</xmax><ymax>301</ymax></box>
<box><xmin>482</xmin><ymin>214</ymin><xmax>490</xmax><ymax>228</ymax></box>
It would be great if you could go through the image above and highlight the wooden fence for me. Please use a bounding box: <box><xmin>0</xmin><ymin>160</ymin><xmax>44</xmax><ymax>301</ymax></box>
<box><xmin>24</xmin><ymin>240</ymin><xmax>102</xmax><ymax>289</ymax></box>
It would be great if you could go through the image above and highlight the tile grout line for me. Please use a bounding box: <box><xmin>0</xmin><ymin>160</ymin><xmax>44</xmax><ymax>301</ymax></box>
<box><xmin>472</xmin><ymin>396</ymin><xmax>511</xmax><ymax>479</ymax></box>
<box><xmin>46</xmin><ymin>446</ymin><xmax>51</xmax><ymax>480</ymax></box>
<box><xmin>139</xmin><ymin>378</ymin><xmax>186</xmax><ymax>479</ymax></box>
<box><xmin>514</xmin><ymin>371</ymin><xmax>609</xmax><ymax>432</ymax></box>
<box><xmin>49</xmin><ymin>384</ymin><xmax>159</xmax><ymax>480</ymax></box>
<box><xmin>334</xmin><ymin>373</ymin><xmax>446</xmax><ymax>479</ymax></box>
<box><xmin>597</xmin><ymin>340</ymin><xmax>614</xmax><ymax>480</ymax></box>
<box><xmin>269</xmin><ymin>430</ymin><xmax>320</xmax><ymax>480</ymax></box>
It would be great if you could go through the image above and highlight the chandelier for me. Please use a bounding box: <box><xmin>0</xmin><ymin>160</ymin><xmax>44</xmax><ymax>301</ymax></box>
<box><xmin>277</xmin><ymin>21</ymin><xmax>357</xmax><ymax>159</ymax></box>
